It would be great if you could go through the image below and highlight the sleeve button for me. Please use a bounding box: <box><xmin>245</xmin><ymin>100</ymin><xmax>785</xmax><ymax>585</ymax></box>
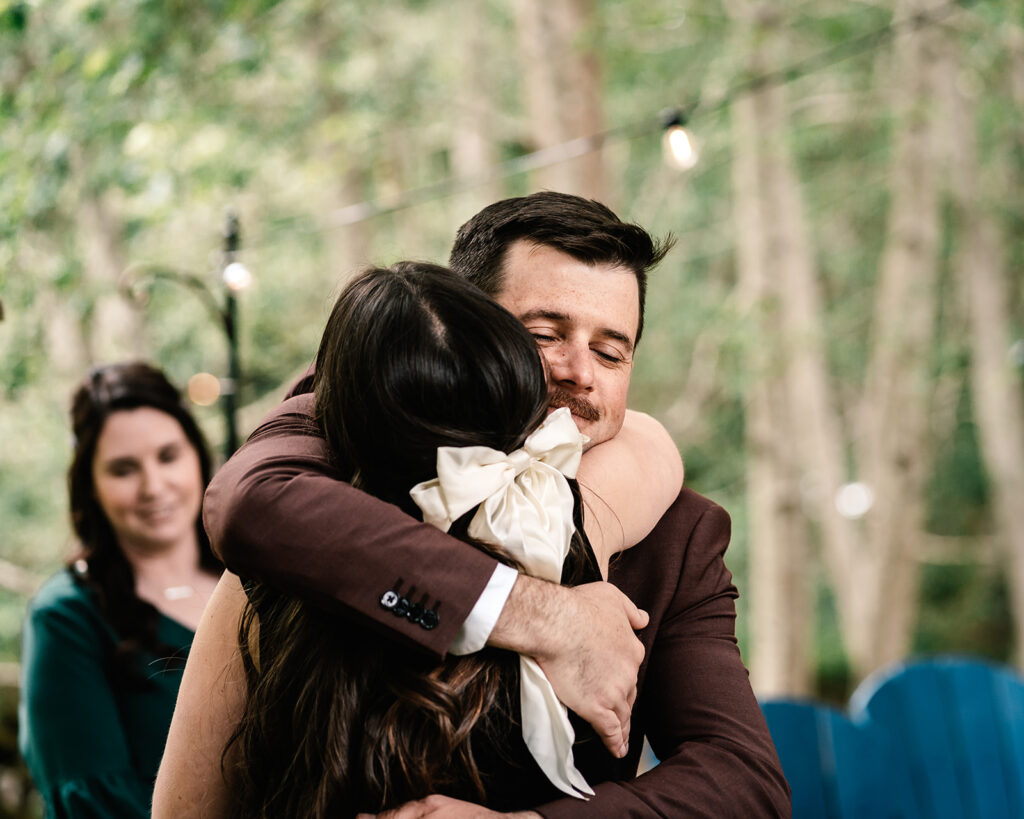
<box><xmin>406</xmin><ymin>602</ymin><xmax>424</xmax><ymax>625</ymax></box>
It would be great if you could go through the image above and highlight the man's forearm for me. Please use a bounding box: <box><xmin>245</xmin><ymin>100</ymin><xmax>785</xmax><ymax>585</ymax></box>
<box><xmin>488</xmin><ymin>575</ymin><xmax>648</xmax><ymax>758</ymax></box>
<box><xmin>486</xmin><ymin>574</ymin><xmax>566</xmax><ymax>656</ymax></box>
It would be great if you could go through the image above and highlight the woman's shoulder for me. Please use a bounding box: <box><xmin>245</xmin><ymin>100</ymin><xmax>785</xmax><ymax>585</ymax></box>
<box><xmin>26</xmin><ymin>568</ymin><xmax>104</xmax><ymax>634</ymax></box>
<box><xmin>30</xmin><ymin>567</ymin><xmax>89</xmax><ymax>605</ymax></box>
<box><xmin>31</xmin><ymin>566</ymin><xmax>93</xmax><ymax>603</ymax></box>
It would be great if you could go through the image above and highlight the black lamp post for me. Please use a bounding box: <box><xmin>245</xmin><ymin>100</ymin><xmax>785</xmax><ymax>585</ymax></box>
<box><xmin>121</xmin><ymin>212</ymin><xmax>249</xmax><ymax>460</ymax></box>
<box><xmin>221</xmin><ymin>213</ymin><xmax>242</xmax><ymax>457</ymax></box>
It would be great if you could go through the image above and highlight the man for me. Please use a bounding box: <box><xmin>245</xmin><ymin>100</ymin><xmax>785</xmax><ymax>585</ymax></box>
<box><xmin>204</xmin><ymin>193</ymin><xmax>789</xmax><ymax>817</ymax></box>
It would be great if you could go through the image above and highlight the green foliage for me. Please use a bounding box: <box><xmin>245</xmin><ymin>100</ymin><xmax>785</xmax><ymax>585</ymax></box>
<box><xmin>925</xmin><ymin>383</ymin><xmax>991</xmax><ymax>536</ymax></box>
<box><xmin>0</xmin><ymin>1</ymin><xmax>1021</xmax><ymax>706</ymax></box>
<box><xmin>915</xmin><ymin>563</ymin><xmax>1014</xmax><ymax>663</ymax></box>
<box><xmin>815</xmin><ymin>583</ymin><xmax>852</xmax><ymax>706</ymax></box>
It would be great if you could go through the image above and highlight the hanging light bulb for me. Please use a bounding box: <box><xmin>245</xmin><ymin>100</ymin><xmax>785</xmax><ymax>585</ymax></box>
<box><xmin>187</xmin><ymin>372</ymin><xmax>222</xmax><ymax>406</ymax></box>
<box><xmin>661</xmin><ymin>109</ymin><xmax>698</xmax><ymax>171</ymax></box>
<box><xmin>835</xmin><ymin>482</ymin><xmax>874</xmax><ymax>520</ymax></box>
<box><xmin>222</xmin><ymin>261</ymin><xmax>253</xmax><ymax>292</ymax></box>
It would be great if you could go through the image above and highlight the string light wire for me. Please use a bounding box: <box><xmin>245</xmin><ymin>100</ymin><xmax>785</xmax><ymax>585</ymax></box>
<box><xmin>245</xmin><ymin>0</ymin><xmax>967</xmax><ymax>253</ymax></box>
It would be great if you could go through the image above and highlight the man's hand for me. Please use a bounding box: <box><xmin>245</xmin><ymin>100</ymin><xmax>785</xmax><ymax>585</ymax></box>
<box><xmin>356</xmin><ymin>794</ymin><xmax>540</xmax><ymax>818</ymax></box>
<box><xmin>488</xmin><ymin>577</ymin><xmax>648</xmax><ymax>758</ymax></box>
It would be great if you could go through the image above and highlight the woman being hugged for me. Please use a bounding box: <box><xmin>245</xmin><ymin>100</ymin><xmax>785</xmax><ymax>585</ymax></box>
<box><xmin>156</xmin><ymin>263</ymin><xmax>681</xmax><ymax>817</ymax></box>
<box><xmin>19</xmin><ymin>362</ymin><xmax>222</xmax><ymax>818</ymax></box>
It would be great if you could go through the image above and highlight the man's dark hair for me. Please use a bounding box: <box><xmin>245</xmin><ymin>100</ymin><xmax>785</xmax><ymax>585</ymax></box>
<box><xmin>449</xmin><ymin>191</ymin><xmax>674</xmax><ymax>345</ymax></box>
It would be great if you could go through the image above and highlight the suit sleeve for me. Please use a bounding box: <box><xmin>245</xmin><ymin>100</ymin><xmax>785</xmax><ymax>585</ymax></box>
<box><xmin>203</xmin><ymin>394</ymin><xmax>501</xmax><ymax>659</ymax></box>
<box><xmin>536</xmin><ymin>502</ymin><xmax>791</xmax><ymax>818</ymax></box>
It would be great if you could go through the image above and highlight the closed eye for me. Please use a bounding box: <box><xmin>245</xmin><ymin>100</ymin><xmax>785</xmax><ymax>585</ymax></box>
<box><xmin>593</xmin><ymin>346</ymin><xmax>630</xmax><ymax>365</ymax></box>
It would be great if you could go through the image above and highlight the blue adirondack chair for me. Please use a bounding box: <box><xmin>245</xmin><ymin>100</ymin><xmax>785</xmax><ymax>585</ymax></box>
<box><xmin>761</xmin><ymin>699</ymin><xmax>906</xmax><ymax>818</ymax></box>
<box><xmin>849</xmin><ymin>656</ymin><xmax>1024</xmax><ymax>819</ymax></box>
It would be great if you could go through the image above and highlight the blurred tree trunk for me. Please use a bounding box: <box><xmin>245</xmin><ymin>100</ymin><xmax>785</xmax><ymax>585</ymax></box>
<box><xmin>851</xmin><ymin>0</ymin><xmax>944</xmax><ymax>675</ymax></box>
<box><xmin>306</xmin><ymin>1</ymin><xmax>371</xmax><ymax>282</ymax></box>
<box><xmin>962</xmin><ymin>218</ymin><xmax>1024</xmax><ymax>667</ymax></box>
<box><xmin>730</xmin><ymin>5</ymin><xmax>813</xmax><ymax>696</ymax></box>
<box><xmin>750</xmin><ymin>18</ymin><xmax>862</xmax><ymax>688</ymax></box>
<box><xmin>943</xmin><ymin>36</ymin><xmax>1024</xmax><ymax>667</ymax></box>
<box><xmin>26</xmin><ymin>231</ymin><xmax>91</xmax><ymax>380</ymax></box>
<box><xmin>327</xmin><ymin>166</ymin><xmax>372</xmax><ymax>279</ymax></box>
<box><xmin>513</xmin><ymin>0</ymin><xmax>605</xmax><ymax>200</ymax></box>
<box><xmin>731</xmin><ymin>0</ymin><xmax>949</xmax><ymax>686</ymax></box>
<box><xmin>79</xmin><ymin>193</ymin><xmax>147</xmax><ymax>364</ymax></box>
<box><xmin>41</xmin><ymin>290</ymin><xmax>90</xmax><ymax>380</ymax></box>
<box><xmin>562</xmin><ymin>0</ymin><xmax>605</xmax><ymax>202</ymax></box>
<box><xmin>451</xmin><ymin>0</ymin><xmax>501</xmax><ymax>221</ymax></box>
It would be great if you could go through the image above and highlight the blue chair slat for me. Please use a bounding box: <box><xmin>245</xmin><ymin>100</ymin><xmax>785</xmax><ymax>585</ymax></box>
<box><xmin>762</xmin><ymin>700</ymin><xmax>902</xmax><ymax>818</ymax></box>
<box><xmin>991</xmin><ymin>667</ymin><xmax>1024</xmax><ymax>819</ymax></box>
<box><xmin>994</xmin><ymin>667</ymin><xmax>1024</xmax><ymax>818</ymax></box>
<box><xmin>851</xmin><ymin>657</ymin><xmax>1024</xmax><ymax>819</ymax></box>
<box><xmin>832</xmin><ymin>714</ymin><xmax>909</xmax><ymax>818</ymax></box>
<box><xmin>852</xmin><ymin>662</ymin><xmax>962</xmax><ymax>819</ymax></box>
<box><xmin>948</xmin><ymin>662</ymin><xmax>1012</xmax><ymax>819</ymax></box>
<box><xmin>761</xmin><ymin>701</ymin><xmax>832</xmax><ymax>819</ymax></box>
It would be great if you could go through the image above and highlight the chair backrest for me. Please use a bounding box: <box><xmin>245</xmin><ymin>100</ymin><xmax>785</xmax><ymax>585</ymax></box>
<box><xmin>761</xmin><ymin>699</ymin><xmax>906</xmax><ymax>818</ymax></box>
<box><xmin>849</xmin><ymin>656</ymin><xmax>1024</xmax><ymax>819</ymax></box>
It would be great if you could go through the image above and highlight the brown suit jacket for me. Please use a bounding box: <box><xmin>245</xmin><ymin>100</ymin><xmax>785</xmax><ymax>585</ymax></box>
<box><xmin>537</xmin><ymin>490</ymin><xmax>789</xmax><ymax>817</ymax></box>
<box><xmin>203</xmin><ymin>393</ymin><xmax>790</xmax><ymax>817</ymax></box>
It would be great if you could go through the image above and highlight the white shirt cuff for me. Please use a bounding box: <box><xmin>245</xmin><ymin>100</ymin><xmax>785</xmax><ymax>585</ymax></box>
<box><xmin>448</xmin><ymin>563</ymin><xmax>518</xmax><ymax>655</ymax></box>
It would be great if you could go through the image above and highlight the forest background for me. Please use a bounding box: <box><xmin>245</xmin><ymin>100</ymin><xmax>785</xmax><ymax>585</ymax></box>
<box><xmin>0</xmin><ymin>0</ymin><xmax>1022</xmax><ymax>812</ymax></box>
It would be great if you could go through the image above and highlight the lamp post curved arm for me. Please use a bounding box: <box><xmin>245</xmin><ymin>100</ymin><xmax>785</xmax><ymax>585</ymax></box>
<box><xmin>119</xmin><ymin>252</ymin><xmax>245</xmax><ymax>460</ymax></box>
<box><xmin>120</xmin><ymin>263</ymin><xmax>227</xmax><ymax>327</ymax></box>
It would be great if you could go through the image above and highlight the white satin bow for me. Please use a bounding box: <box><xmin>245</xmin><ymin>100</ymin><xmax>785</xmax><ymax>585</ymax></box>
<box><xmin>409</xmin><ymin>407</ymin><xmax>593</xmax><ymax>799</ymax></box>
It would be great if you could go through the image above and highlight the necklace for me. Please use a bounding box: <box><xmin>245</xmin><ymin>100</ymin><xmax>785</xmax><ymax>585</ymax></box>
<box><xmin>163</xmin><ymin>585</ymin><xmax>196</xmax><ymax>601</ymax></box>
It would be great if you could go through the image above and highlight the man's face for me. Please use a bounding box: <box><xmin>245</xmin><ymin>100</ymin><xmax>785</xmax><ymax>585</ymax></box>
<box><xmin>495</xmin><ymin>240</ymin><xmax>639</xmax><ymax>448</ymax></box>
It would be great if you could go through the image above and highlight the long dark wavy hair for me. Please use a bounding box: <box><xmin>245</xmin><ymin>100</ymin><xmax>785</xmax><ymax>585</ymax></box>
<box><xmin>67</xmin><ymin>362</ymin><xmax>221</xmax><ymax>682</ymax></box>
<box><xmin>228</xmin><ymin>263</ymin><xmax>593</xmax><ymax>817</ymax></box>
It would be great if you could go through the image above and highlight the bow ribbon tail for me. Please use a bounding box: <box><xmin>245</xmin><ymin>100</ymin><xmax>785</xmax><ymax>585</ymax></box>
<box><xmin>408</xmin><ymin>479</ymin><xmax>456</xmax><ymax>532</ymax></box>
<box><xmin>519</xmin><ymin>656</ymin><xmax>594</xmax><ymax>799</ymax></box>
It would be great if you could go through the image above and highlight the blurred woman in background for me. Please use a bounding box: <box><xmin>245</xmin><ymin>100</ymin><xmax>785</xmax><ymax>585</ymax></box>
<box><xmin>19</xmin><ymin>362</ymin><xmax>222</xmax><ymax>817</ymax></box>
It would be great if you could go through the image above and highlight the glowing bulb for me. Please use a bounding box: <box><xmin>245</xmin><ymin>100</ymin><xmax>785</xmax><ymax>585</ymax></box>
<box><xmin>188</xmin><ymin>372</ymin><xmax>222</xmax><ymax>406</ymax></box>
<box><xmin>835</xmin><ymin>482</ymin><xmax>874</xmax><ymax>519</ymax></box>
<box><xmin>664</xmin><ymin>125</ymin><xmax>698</xmax><ymax>170</ymax></box>
<box><xmin>222</xmin><ymin>261</ymin><xmax>253</xmax><ymax>292</ymax></box>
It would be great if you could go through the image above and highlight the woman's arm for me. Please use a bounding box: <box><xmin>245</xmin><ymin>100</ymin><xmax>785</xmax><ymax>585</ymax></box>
<box><xmin>577</xmin><ymin>410</ymin><xmax>683</xmax><ymax>573</ymax></box>
<box><xmin>153</xmin><ymin>572</ymin><xmax>248</xmax><ymax>818</ymax></box>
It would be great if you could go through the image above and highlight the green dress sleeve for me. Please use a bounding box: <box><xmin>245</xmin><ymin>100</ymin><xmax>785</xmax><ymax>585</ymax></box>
<box><xmin>19</xmin><ymin>572</ymin><xmax>175</xmax><ymax>818</ymax></box>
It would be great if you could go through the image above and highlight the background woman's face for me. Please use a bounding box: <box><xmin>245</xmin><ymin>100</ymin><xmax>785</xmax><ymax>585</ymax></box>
<box><xmin>91</xmin><ymin>408</ymin><xmax>203</xmax><ymax>556</ymax></box>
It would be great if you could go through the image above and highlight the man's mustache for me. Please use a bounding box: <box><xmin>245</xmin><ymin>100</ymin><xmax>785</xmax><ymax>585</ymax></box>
<box><xmin>548</xmin><ymin>389</ymin><xmax>600</xmax><ymax>422</ymax></box>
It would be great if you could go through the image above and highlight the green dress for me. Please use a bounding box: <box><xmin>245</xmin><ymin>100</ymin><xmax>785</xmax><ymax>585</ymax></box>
<box><xmin>19</xmin><ymin>569</ymin><xmax>194</xmax><ymax>818</ymax></box>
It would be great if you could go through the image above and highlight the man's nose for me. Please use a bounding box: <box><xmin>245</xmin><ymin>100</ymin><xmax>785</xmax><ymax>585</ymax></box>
<box><xmin>547</xmin><ymin>343</ymin><xmax>595</xmax><ymax>391</ymax></box>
